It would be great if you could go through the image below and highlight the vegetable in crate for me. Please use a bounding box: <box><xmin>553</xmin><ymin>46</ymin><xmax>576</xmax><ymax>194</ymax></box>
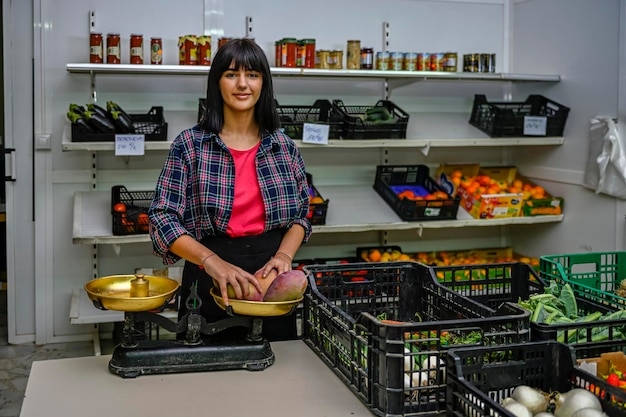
<box><xmin>66</xmin><ymin>110</ymin><xmax>94</xmax><ymax>133</ymax></box>
<box><xmin>364</xmin><ymin>105</ymin><xmax>396</xmax><ymax>123</ymax></box>
<box><xmin>106</xmin><ymin>101</ymin><xmax>135</xmax><ymax>133</ymax></box>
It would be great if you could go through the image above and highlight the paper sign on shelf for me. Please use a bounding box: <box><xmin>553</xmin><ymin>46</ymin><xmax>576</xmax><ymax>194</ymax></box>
<box><xmin>302</xmin><ymin>123</ymin><xmax>329</xmax><ymax>145</ymax></box>
<box><xmin>523</xmin><ymin>116</ymin><xmax>547</xmax><ymax>136</ymax></box>
<box><xmin>115</xmin><ymin>134</ymin><xmax>145</xmax><ymax>156</ymax></box>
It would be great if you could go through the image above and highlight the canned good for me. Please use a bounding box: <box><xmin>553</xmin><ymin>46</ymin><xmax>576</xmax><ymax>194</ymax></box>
<box><xmin>376</xmin><ymin>51</ymin><xmax>390</xmax><ymax>71</ymax></box>
<box><xmin>183</xmin><ymin>35</ymin><xmax>198</xmax><ymax>65</ymax></box>
<box><xmin>463</xmin><ymin>53</ymin><xmax>479</xmax><ymax>72</ymax></box>
<box><xmin>404</xmin><ymin>52</ymin><xmax>418</xmax><ymax>71</ymax></box>
<box><xmin>106</xmin><ymin>33</ymin><xmax>121</xmax><ymax>64</ymax></box>
<box><xmin>302</xmin><ymin>39</ymin><xmax>316</xmax><ymax>69</ymax></box>
<box><xmin>150</xmin><ymin>38</ymin><xmax>162</xmax><ymax>65</ymax></box>
<box><xmin>330</xmin><ymin>50</ymin><xmax>343</xmax><ymax>69</ymax></box>
<box><xmin>430</xmin><ymin>52</ymin><xmax>444</xmax><ymax>71</ymax></box>
<box><xmin>477</xmin><ymin>53</ymin><xmax>496</xmax><ymax>73</ymax></box>
<box><xmin>218</xmin><ymin>37</ymin><xmax>232</xmax><ymax>50</ymax></box>
<box><xmin>360</xmin><ymin>47</ymin><xmax>374</xmax><ymax>70</ymax></box>
<box><xmin>129</xmin><ymin>34</ymin><xmax>143</xmax><ymax>65</ymax></box>
<box><xmin>178</xmin><ymin>36</ymin><xmax>186</xmax><ymax>65</ymax></box>
<box><xmin>275</xmin><ymin>40</ymin><xmax>282</xmax><ymax>67</ymax></box>
<box><xmin>89</xmin><ymin>33</ymin><xmax>103</xmax><ymax>64</ymax></box>
<box><xmin>346</xmin><ymin>40</ymin><xmax>361</xmax><ymax>70</ymax></box>
<box><xmin>443</xmin><ymin>52</ymin><xmax>457</xmax><ymax>72</ymax></box>
<box><xmin>282</xmin><ymin>38</ymin><xmax>297</xmax><ymax>68</ymax></box>
<box><xmin>390</xmin><ymin>52</ymin><xmax>403</xmax><ymax>71</ymax></box>
<box><xmin>317</xmin><ymin>50</ymin><xmax>330</xmax><ymax>69</ymax></box>
<box><xmin>417</xmin><ymin>53</ymin><xmax>428</xmax><ymax>71</ymax></box>
<box><xmin>197</xmin><ymin>35</ymin><xmax>211</xmax><ymax>66</ymax></box>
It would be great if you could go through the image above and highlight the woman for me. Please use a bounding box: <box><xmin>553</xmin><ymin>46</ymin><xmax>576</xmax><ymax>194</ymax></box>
<box><xmin>148</xmin><ymin>38</ymin><xmax>312</xmax><ymax>341</ymax></box>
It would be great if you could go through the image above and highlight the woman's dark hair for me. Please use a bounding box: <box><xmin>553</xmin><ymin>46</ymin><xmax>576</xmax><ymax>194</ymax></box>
<box><xmin>199</xmin><ymin>38</ymin><xmax>279</xmax><ymax>134</ymax></box>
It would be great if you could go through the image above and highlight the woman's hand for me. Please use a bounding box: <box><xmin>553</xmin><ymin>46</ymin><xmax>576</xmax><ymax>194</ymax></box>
<box><xmin>202</xmin><ymin>255</ymin><xmax>261</xmax><ymax>306</ymax></box>
<box><xmin>255</xmin><ymin>252</ymin><xmax>292</xmax><ymax>279</ymax></box>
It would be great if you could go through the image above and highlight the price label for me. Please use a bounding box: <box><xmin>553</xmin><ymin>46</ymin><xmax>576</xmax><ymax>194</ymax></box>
<box><xmin>302</xmin><ymin>123</ymin><xmax>329</xmax><ymax>145</ymax></box>
<box><xmin>115</xmin><ymin>134</ymin><xmax>145</xmax><ymax>156</ymax></box>
<box><xmin>523</xmin><ymin>116</ymin><xmax>547</xmax><ymax>136</ymax></box>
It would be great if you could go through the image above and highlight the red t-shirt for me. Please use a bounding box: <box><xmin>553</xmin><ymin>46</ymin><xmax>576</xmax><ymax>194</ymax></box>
<box><xmin>226</xmin><ymin>142</ymin><xmax>266</xmax><ymax>237</ymax></box>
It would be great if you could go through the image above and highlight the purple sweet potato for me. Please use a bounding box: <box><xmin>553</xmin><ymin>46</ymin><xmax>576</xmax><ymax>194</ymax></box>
<box><xmin>263</xmin><ymin>270</ymin><xmax>308</xmax><ymax>302</ymax></box>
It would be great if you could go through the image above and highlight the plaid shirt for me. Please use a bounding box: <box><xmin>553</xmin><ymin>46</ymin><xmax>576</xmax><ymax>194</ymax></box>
<box><xmin>149</xmin><ymin>126</ymin><xmax>312</xmax><ymax>265</ymax></box>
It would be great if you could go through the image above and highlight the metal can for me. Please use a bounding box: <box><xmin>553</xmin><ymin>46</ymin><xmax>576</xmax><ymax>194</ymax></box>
<box><xmin>150</xmin><ymin>38</ymin><xmax>163</xmax><ymax>65</ymax></box>
<box><xmin>89</xmin><ymin>33</ymin><xmax>103</xmax><ymax>64</ymax></box>
<box><xmin>489</xmin><ymin>54</ymin><xmax>496</xmax><ymax>73</ymax></box>
<box><xmin>129</xmin><ymin>34</ymin><xmax>143</xmax><ymax>65</ymax></box>
<box><xmin>417</xmin><ymin>53</ymin><xmax>428</xmax><ymax>71</ymax></box>
<box><xmin>443</xmin><ymin>52</ymin><xmax>458</xmax><ymax>72</ymax></box>
<box><xmin>360</xmin><ymin>47</ymin><xmax>374</xmax><ymax>70</ymax></box>
<box><xmin>376</xmin><ymin>51</ymin><xmax>390</xmax><ymax>71</ymax></box>
<box><xmin>404</xmin><ymin>52</ymin><xmax>418</xmax><ymax>71</ymax></box>
<box><xmin>330</xmin><ymin>50</ymin><xmax>343</xmax><ymax>69</ymax></box>
<box><xmin>430</xmin><ymin>52</ymin><xmax>444</xmax><ymax>71</ymax></box>
<box><xmin>465</xmin><ymin>53</ymin><xmax>479</xmax><ymax>72</ymax></box>
<box><xmin>106</xmin><ymin>33</ymin><xmax>121</xmax><ymax>64</ymax></box>
<box><xmin>197</xmin><ymin>35</ymin><xmax>211</xmax><ymax>66</ymax></box>
<box><xmin>317</xmin><ymin>50</ymin><xmax>330</xmax><ymax>69</ymax></box>
<box><xmin>389</xmin><ymin>52</ymin><xmax>402</xmax><ymax>71</ymax></box>
<box><xmin>346</xmin><ymin>40</ymin><xmax>361</xmax><ymax>70</ymax></box>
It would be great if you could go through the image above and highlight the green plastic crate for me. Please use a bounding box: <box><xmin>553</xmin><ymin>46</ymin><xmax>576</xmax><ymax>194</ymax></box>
<box><xmin>540</xmin><ymin>251</ymin><xmax>626</xmax><ymax>308</ymax></box>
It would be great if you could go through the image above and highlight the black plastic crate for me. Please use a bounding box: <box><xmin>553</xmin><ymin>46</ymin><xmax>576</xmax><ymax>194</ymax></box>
<box><xmin>306</xmin><ymin>172</ymin><xmax>328</xmax><ymax>225</ymax></box>
<box><xmin>72</xmin><ymin>106</ymin><xmax>168</xmax><ymax>142</ymax></box>
<box><xmin>276</xmin><ymin>99</ymin><xmax>343</xmax><ymax>139</ymax></box>
<box><xmin>431</xmin><ymin>262</ymin><xmax>626</xmax><ymax>359</ymax></box>
<box><xmin>111</xmin><ymin>185</ymin><xmax>154</xmax><ymax>235</ymax></box>
<box><xmin>446</xmin><ymin>341</ymin><xmax>626</xmax><ymax>417</ymax></box>
<box><xmin>302</xmin><ymin>261</ymin><xmax>530</xmax><ymax>417</ymax></box>
<box><xmin>374</xmin><ymin>165</ymin><xmax>460</xmax><ymax>221</ymax></box>
<box><xmin>333</xmin><ymin>99</ymin><xmax>410</xmax><ymax>139</ymax></box>
<box><xmin>469</xmin><ymin>94</ymin><xmax>570</xmax><ymax>137</ymax></box>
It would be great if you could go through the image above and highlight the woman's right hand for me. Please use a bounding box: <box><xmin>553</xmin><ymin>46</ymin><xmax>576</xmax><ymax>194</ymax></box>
<box><xmin>202</xmin><ymin>255</ymin><xmax>262</xmax><ymax>306</ymax></box>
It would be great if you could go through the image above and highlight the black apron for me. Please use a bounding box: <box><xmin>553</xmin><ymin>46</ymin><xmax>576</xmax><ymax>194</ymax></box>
<box><xmin>178</xmin><ymin>229</ymin><xmax>297</xmax><ymax>341</ymax></box>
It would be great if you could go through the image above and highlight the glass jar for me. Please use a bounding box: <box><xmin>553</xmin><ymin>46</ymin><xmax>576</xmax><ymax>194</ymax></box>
<box><xmin>346</xmin><ymin>40</ymin><xmax>361</xmax><ymax>69</ymax></box>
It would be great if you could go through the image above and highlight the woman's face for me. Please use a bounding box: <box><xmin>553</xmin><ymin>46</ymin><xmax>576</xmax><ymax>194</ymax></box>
<box><xmin>219</xmin><ymin>62</ymin><xmax>263</xmax><ymax>114</ymax></box>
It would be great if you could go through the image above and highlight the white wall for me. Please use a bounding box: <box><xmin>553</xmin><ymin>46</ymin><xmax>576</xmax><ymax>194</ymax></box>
<box><xmin>3</xmin><ymin>0</ymin><xmax>623</xmax><ymax>343</ymax></box>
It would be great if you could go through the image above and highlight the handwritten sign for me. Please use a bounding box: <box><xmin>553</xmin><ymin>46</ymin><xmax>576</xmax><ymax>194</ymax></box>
<box><xmin>302</xmin><ymin>123</ymin><xmax>329</xmax><ymax>145</ymax></box>
<box><xmin>523</xmin><ymin>116</ymin><xmax>547</xmax><ymax>136</ymax></box>
<box><xmin>115</xmin><ymin>134</ymin><xmax>145</xmax><ymax>156</ymax></box>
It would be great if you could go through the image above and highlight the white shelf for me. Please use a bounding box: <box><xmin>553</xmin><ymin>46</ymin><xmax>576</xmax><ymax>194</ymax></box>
<box><xmin>72</xmin><ymin>188</ymin><xmax>563</xmax><ymax>245</ymax></box>
<box><xmin>66</xmin><ymin>63</ymin><xmax>560</xmax><ymax>82</ymax></box>
<box><xmin>62</xmin><ymin>111</ymin><xmax>564</xmax><ymax>152</ymax></box>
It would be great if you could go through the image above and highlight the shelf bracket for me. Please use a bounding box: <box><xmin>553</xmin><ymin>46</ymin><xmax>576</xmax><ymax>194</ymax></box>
<box><xmin>112</xmin><ymin>244</ymin><xmax>121</xmax><ymax>257</ymax></box>
<box><xmin>415</xmin><ymin>225</ymin><xmax>424</xmax><ymax>238</ymax></box>
<box><xmin>245</xmin><ymin>16</ymin><xmax>253</xmax><ymax>38</ymax></box>
<box><xmin>420</xmin><ymin>142</ymin><xmax>431</xmax><ymax>156</ymax></box>
<box><xmin>89</xmin><ymin>71</ymin><xmax>97</xmax><ymax>103</ymax></box>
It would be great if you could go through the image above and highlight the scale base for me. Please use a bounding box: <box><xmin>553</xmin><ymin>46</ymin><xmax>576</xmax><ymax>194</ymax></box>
<box><xmin>108</xmin><ymin>335</ymin><xmax>274</xmax><ymax>378</ymax></box>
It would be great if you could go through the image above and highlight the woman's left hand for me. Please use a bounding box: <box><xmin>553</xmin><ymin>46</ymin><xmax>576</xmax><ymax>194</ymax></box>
<box><xmin>256</xmin><ymin>252</ymin><xmax>292</xmax><ymax>278</ymax></box>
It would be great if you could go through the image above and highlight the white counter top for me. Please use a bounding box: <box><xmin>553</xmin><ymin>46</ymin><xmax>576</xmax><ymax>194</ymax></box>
<box><xmin>20</xmin><ymin>340</ymin><xmax>374</xmax><ymax>417</ymax></box>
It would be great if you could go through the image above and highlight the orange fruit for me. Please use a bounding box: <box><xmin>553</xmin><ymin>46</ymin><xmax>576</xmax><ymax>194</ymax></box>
<box><xmin>368</xmin><ymin>249</ymin><xmax>382</xmax><ymax>262</ymax></box>
<box><xmin>310</xmin><ymin>196</ymin><xmax>325</xmax><ymax>204</ymax></box>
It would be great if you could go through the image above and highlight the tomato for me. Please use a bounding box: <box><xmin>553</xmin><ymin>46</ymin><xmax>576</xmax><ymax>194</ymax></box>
<box><xmin>607</xmin><ymin>373</ymin><xmax>620</xmax><ymax>386</ymax></box>
<box><xmin>137</xmin><ymin>213</ymin><xmax>149</xmax><ymax>233</ymax></box>
<box><xmin>113</xmin><ymin>203</ymin><xmax>127</xmax><ymax>212</ymax></box>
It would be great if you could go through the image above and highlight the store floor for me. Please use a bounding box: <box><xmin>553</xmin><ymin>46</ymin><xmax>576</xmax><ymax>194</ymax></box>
<box><xmin>0</xmin><ymin>290</ymin><xmax>98</xmax><ymax>417</ymax></box>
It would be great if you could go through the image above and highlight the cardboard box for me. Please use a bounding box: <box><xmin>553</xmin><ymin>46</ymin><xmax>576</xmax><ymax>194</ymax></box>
<box><xmin>515</xmin><ymin>172</ymin><xmax>564</xmax><ymax>216</ymax></box>
<box><xmin>435</xmin><ymin>163</ymin><xmax>481</xmax><ymax>197</ymax></box>
<box><xmin>457</xmin><ymin>166</ymin><xmax>524</xmax><ymax>219</ymax></box>
<box><xmin>578</xmin><ymin>351</ymin><xmax>626</xmax><ymax>378</ymax></box>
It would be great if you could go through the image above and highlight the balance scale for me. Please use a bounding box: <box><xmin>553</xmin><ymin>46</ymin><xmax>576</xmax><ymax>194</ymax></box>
<box><xmin>84</xmin><ymin>274</ymin><xmax>301</xmax><ymax>378</ymax></box>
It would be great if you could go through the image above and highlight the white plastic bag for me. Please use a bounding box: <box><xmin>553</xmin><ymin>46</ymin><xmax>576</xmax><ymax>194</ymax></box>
<box><xmin>583</xmin><ymin>116</ymin><xmax>626</xmax><ymax>199</ymax></box>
